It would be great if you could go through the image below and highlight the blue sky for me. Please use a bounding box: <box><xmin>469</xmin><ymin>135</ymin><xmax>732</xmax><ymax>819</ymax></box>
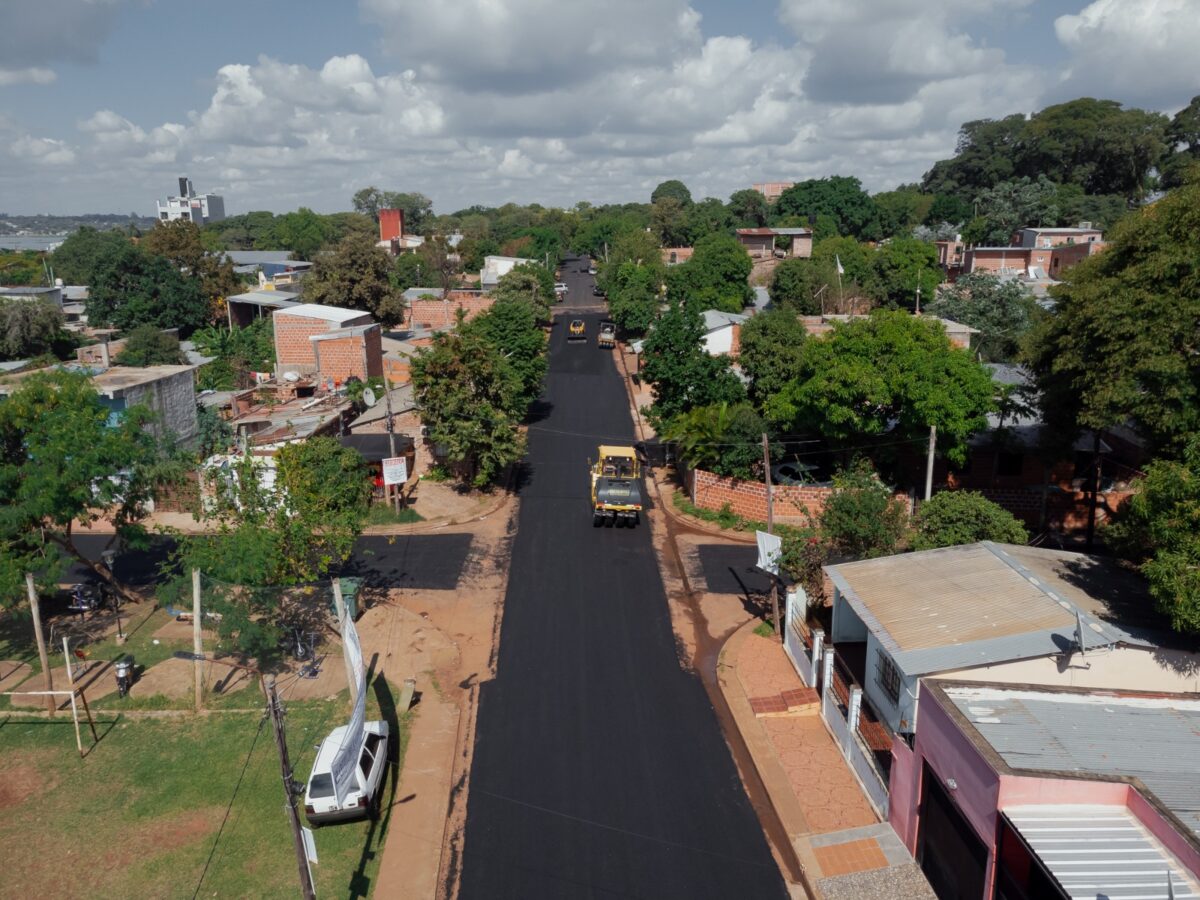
<box><xmin>1</xmin><ymin>0</ymin><xmax>1195</xmax><ymax>215</ymax></box>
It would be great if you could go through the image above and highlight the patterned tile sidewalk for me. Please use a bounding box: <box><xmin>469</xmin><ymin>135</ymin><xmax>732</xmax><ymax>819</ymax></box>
<box><xmin>722</xmin><ymin>628</ymin><xmax>935</xmax><ymax>898</ymax></box>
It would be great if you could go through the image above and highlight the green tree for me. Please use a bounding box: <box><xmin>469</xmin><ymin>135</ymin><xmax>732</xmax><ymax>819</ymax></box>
<box><xmin>410</xmin><ymin>330</ymin><xmax>525</xmax><ymax>487</ymax></box>
<box><xmin>0</xmin><ymin>370</ymin><xmax>180</xmax><ymax>605</ymax></box>
<box><xmin>684</xmin><ymin>197</ymin><xmax>733</xmax><ymax>243</ymax></box>
<box><xmin>114</xmin><ymin>325</ymin><xmax>185</xmax><ymax>366</ymax></box>
<box><xmin>606</xmin><ymin>262</ymin><xmax>663</xmax><ymax>335</ymax></box>
<box><xmin>640</xmin><ymin>300</ymin><xmax>744</xmax><ymax>424</ymax></box>
<box><xmin>873</xmin><ymin>237</ymin><xmax>940</xmax><ymax>309</ymax></box>
<box><xmin>926</xmin><ymin>272</ymin><xmax>1041</xmax><ymax>362</ymax></box>
<box><xmin>50</xmin><ymin>227</ymin><xmax>130</xmax><ymax>285</ymax></box>
<box><xmin>465</xmin><ymin>296</ymin><xmax>548</xmax><ymax>409</ymax></box>
<box><xmin>140</xmin><ymin>220</ymin><xmax>240</xmax><ymax>311</ymax></box>
<box><xmin>651</xmin><ymin>197</ymin><xmax>690</xmax><ymax>246</ymax></box>
<box><xmin>651</xmin><ymin>179</ymin><xmax>693</xmax><ymax>206</ymax></box>
<box><xmin>775</xmin><ymin>176</ymin><xmax>881</xmax><ymax>240</ymax></box>
<box><xmin>417</xmin><ymin>234</ymin><xmax>463</xmax><ymax>298</ymax></box>
<box><xmin>0</xmin><ymin>250</ymin><xmax>47</xmax><ymax>286</ymax></box>
<box><xmin>169</xmin><ymin>436</ymin><xmax>371</xmax><ymax>657</ymax></box>
<box><xmin>352</xmin><ymin>186</ymin><xmax>387</xmax><ymax>220</ymax></box>
<box><xmin>1106</xmin><ymin>440</ymin><xmax>1200</xmax><ymax>635</ymax></box>
<box><xmin>1025</xmin><ymin>175</ymin><xmax>1200</xmax><ymax>458</ymax></box>
<box><xmin>873</xmin><ymin>189</ymin><xmax>935</xmax><ymax>237</ymax></box>
<box><xmin>739</xmin><ymin>307</ymin><xmax>810</xmax><ymax>411</ymax></box>
<box><xmin>773</xmin><ymin>311</ymin><xmax>994</xmax><ymax>464</ymax></box>
<box><xmin>921</xmin><ymin>115</ymin><xmax>1027</xmax><ymax>199</ymax></box>
<box><xmin>768</xmin><ymin>258</ymin><xmax>829</xmax><ymax>313</ymax></box>
<box><xmin>493</xmin><ymin>262</ymin><xmax>555</xmax><ymax>322</ymax></box>
<box><xmin>727</xmin><ymin>189</ymin><xmax>769</xmax><ymax>228</ymax></box>
<box><xmin>911</xmin><ymin>490</ymin><xmax>1027</xmax><ymax>550</ymax></box>
<box><xmin>303</xmin><ymin>236</ymin><xmax>407</xmax><ymax>326</ymax></box>
<box><xmin>191</xmin><ymin>318</ymin><xmax>275</xmax><ymax>390</ymax></box>
<box><xmin>383</xmin><ymin>192</ymin><xmax>434</xmax><ymax>233</ymax></box>
<box><xmin>819</xmin><ymin>461</ymin><xmax>908</xmax><ymax>559</ymax></box>
<box><xmin>924</xmin><ymin>194</ymin><xmax>972</xmax><ymax>226</ymax></box>
<box><xmin>195</xmin><ymin>403</ymin><xmax>234</xmax><ymax>458</ymax></box>
<box><xmin>666</xmin><ymin>232</ymin><xmax>752</xmax><ymax>313</ymax></box>
<box><xmin>87</xmin><ymin>243</ymin><xmax>210</xmax><ymax>336</ymax></box>
<box><xmin>0</xmin><ymin>298</ymin><xmax>72</xmax><ymax>360</ymax></box>
<box><xmin>812</xmin><ymin>236</ymin><xmax>876</xmax><ymax>300</ymax></box>
<box><xmin>962</xmin><ymin>175</ymin><xmax>1061</xmax><ymax>246</ymax></box>
<box><xmin>661</xmin><ymin>401</ymin><xmax>769</xmax><ymax>480</ymax></box>
<box><xmin>272</xmin><ymin>208</ymin><xmax>332</xmax><ymax>259</ymax></box>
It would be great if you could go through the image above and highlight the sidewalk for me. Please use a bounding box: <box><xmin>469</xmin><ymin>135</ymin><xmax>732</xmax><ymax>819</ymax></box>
<box><xmin>719</xmin><ymin>622</ymin><xmax>936</xmax><ymax>899</ymax></box>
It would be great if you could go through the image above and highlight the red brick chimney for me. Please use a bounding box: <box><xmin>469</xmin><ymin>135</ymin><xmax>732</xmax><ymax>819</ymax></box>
<box><xmin>379</xmin><ymin>208</ymin><xmax>403</xmax><ymax>243</ymax></box>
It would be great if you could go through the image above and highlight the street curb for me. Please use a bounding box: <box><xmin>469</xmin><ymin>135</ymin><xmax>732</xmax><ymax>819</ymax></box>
<box><xmin>717</xmin><ymin>619</ymin><xmax>820</xmax><ymax>897</ymax></box>
<box><xmin>361</xmin><ymin>486</ymin><xmax>513</xmax><ymax>536</ymax></box>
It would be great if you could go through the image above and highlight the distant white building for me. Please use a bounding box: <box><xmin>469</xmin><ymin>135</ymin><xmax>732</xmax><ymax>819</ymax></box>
<box><xmin>156</xmin><ymin>176</ymin><xmax>225</xmax><ymax>225</ymax></box>
<box><xmin>480</xmin><ymin>255</ymin><xmax>536</xmax><ymax>289</ymax></box>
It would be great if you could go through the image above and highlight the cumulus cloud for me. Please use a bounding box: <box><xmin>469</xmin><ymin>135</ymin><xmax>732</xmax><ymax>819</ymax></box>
<box><xmin>1053</xmin><ymin>0</ymin><xmax>1200</xmax><ymax>108</ymax></box>
<box><xmin>0</xmin><ymin>0</ymin><xmax>136</xmax><ymax>69</ymax></box>
<box><xmin>0</xmin><ymin>68</ymin><xmax>57</xmax><ymax>87</ymax></box>
<box><xmin>10</xmin><ymin>134</ymin><xmax>76</xmax><ymax>166</ymax></box>
<box><xmin>361</xmin><ymin>0</ymin><xmax>702</xmax><ymax>93</ymax></box>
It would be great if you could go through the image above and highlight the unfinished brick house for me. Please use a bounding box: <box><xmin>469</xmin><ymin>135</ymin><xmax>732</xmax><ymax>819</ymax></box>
<box><xmin>272</xmin><ymin>304</ymin><xmax>383</xmax><ymax>385</ymax></box>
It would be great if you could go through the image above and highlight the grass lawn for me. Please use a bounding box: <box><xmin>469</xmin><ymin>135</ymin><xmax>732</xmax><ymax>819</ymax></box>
<box><xmin>364</xmin><ymin>505</ymin><xmax>423</xmax><ymax>526</ymax></box>
<box><xmin>0</xmin><ymin>672</ymin><xmax>411</xmax><ymax>899</ymax></box>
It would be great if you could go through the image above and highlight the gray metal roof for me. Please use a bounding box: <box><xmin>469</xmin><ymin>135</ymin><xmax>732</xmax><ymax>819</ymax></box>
<box><xmin>947</xmin><ymin>685</ymin><xmax>1200</xmax><ymax>847</ymax></box>
<box><xmin>224</xmin><ymin>250</ymin><xmax>295</xmax><ymax>265</ymax></box>
<box><xmin>827</xmin><ymin>542</ymin><xmax>1149</xmax><ymax>676</ymax></box>
<box><xmin>226</xmin><ymin>289</ymin><xmax>300</xmax><ymax>308</ymax></box>
<box><xmin>1004</xmin><ymin>805</ymin><xmax>1199</xmax><ymax>900</ymax></box>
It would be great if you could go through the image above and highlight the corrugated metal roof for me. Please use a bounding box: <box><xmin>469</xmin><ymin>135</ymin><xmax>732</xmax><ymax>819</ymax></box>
<box><xmin>273</xmin><ymin>303</ymin><xmax>371</xmax><ymax>325</ymax></box>
<box><xmin>948</xmin><ymin>686</ymin><xmax>1200</xmax><ymax>847</ymax></box>
<box><xmin>826</xmin><ymin>542</ymin><xmax>1144</xmax><ymax>675</ymax></box>
<box><xmin>1004</xmin><ymin>805</ymin><xmax>1199</xmax><ymax>900</ymax></box>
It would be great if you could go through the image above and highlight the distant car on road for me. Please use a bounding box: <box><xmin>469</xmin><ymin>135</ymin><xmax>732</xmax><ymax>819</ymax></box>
<box><xmin>588</xmin><ymin>265</ymin><xmax>597</xmax><ymax>275</ymax></box>
<box><xmin>592</xmin><ymin>285</ymin><xmax>604</xmax><ymax>297</ymax></box>
<box><xmin>554</xmin><ymin>282</ymin><xmax>569</xmax><ymax>295</ymax></box>
<box><xmin>304</xmin><ymin>721</ymin><xmax>389</xmax><ymax>825</ymax></box>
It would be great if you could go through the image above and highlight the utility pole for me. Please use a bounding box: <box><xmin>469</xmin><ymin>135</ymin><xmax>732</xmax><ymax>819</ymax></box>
<box><xmin>26</xmin><ymin>573</ymin><xmax>55</xmax><ymax>716</ymax></box>
<box><xmin>925</xmin><ymin>425</ymin><xmax>937</xmax><ymax>501</ymax></box>
<box><xmin>263</xmin><ymin>676</ymin><xmax>317</xmax><ymax>900</ymax></box>
<box><xmin>1085</xmin><ymin>431</ymin><xmax>1101</xmax><ymax>550</ymax></box>
<box><xmin>192</xmin><ymin>569</ymin><xmax>203</xmax><ymax>713</ymax></box>
<box><xmin>915</xmin><ymin>267</ymin><xmax>922</xmax><ymax>315</ymax></box>
<box><xmin>762</xmin><ymin>434</ymin><xmax>782</xmax><ymax>642</ymax></box>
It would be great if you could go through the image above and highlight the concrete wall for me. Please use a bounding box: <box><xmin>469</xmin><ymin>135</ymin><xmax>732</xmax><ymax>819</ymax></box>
<box><xmin>831</xmin><ymin>588</ymin><xmax>869</xmax><ymax>643</ymax></box>
<box><xmin>120</xmin><ymin>369</ymin><xmax>198</xmax><ymax>446</ymax></box>
<box><xmin>940</xmin><ymin>643</ymin><xmax>1200</xmax><ymax>694</ymax></box>
<box><xmin>789</xmin><ymin>234</ymin><xmax>813</xmax><ymax>258</ymax></box>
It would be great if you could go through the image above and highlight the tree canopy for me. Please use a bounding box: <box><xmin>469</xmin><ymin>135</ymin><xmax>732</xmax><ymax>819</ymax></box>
<box><xmin>926</xmin><ymin>272</ymin><xmax>1041</xmax><ymax>363</ymax></box>
<box><xmin>651</xmin><ymin>179</ymin><xmax>693</xmax><ymax>206</ymax></box>
<box><xmin>739</xmin><ymin>307</ymin><xmax>810</xmax><ymax>413</ymax></box>
<box><xmin>771</xmin><ymin>311</ymin><xmax>994</xmax><ymax>465</ymax></box>
<box><xmin>0</xmin><ymin>298</ymin><xmax>72</xmax><ymax>361</ymax></box>
<box><xmin>493</xmin><ymin>262</ymin><xmax>555</xmax><ymax>322</ymax></box>
<box><xmin>1025</xmin><ymin>175</ymin><xmax>1200</xmax><ymax>457</ymax></box>
<box><xmin>818</xmin><ymin>461</ymin><xmax>908</xmax><ymax>560</ymax></box>
<box><xmin>51</xmin><ymin>227</ymin><xmax>131</xmax><ymax>285</ymax></box>
<box><xmin>140</xmin><ymin>220</ymin><xmax>240</xmax><ymax>311</ymax></box>
<box><xmin>666</xmin><ymin>232</ymin><xmax>752</xmax><ymax>313</ymax></box>
<box><xmin>0</xmin><ymin>369</ymin><xmax>179</xmax><ymax>605</ymax></box>
<box><xmin>114</xmin><ymin>325</ymin><xmax>185</xmax><ymax>366</ymax></box>
<box><xmin>639</xmin><ymin>300</ymin><xmax>744</xmax><ymax>425</ymax></box>
<box><xmin>86</xmin><ymin>242</ymin><xmax>210</xmax><ymax>336</ymax></box>
<box><xmin>775</xmin><ymin>177</ymin><xmax>881</xmax><ymax>241</ymax></box>
<box><xmin>873</xmin><ymin>237</ymin><xmax>940</xmax><ymax>310</ymax></box>
<box><xmin>303</xmin><ymin>236</ymin><xmax>407</xmax><ymax>326</ymax></box>
<box><xmin>661</xmin><ymin>401</ymin><xmax>768</xmax><ymax>481</ymax></box>
<box><xmin>464</xmin><ymin>296</ymin><xmax>548</xmax><ymax>410</ymax></box>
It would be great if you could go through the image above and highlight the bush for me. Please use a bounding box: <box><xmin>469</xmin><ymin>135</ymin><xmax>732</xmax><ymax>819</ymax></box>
<box><xmin>911</xmin><ymin>490</ymin><xmax>1027</xmax><ymax>550</ymax></box>
<box><xmin>115</xmin><ymin>325</ymin><xmax>185</xmax><ymax>366</ymax></box>
<box><xmin>819</xmin><ymin>461</ymin><xmax>908</xmax><ymax>559</ymax></box>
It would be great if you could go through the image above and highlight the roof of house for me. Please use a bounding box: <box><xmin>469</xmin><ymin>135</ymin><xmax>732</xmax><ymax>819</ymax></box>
<box><xmin>1021</xmin><ymin>226</ymin><xmax>1102</xmax><ymax>233</ymax></box>
<box><xmin>736</xmin><ymin>227</ymin><xmax>812</xmax><ymax>236</ymax></box>
<box><xmin>347</xmin><ymin>384</ymin><xmax>416</xmax><ymax>428</ymax></box>
<box><xmin>226</xmin><ymin>289</ymin><xmax>301</xmax><ymax>309</ymax></box>
<box><xmin>273</xmin><ymin>304</ymin><xmax>371</xmax><ymax>325</ymax></box>
<box><xmin>224</xmin><ymin>250</ymin><xmax>295</xmax><ymax>265</ymax></box>
<box><xmin>337</xmin><ymin>432</ymin><xmax>415</xmax><ymax>462</ymax></box>
<box><xmin>310</xmin><ymin>324</ymin><xmax>378</xmax><ymax>342</ymax></box>
<box><xmin>826</xmin><ymin>542</ymin><xmax>1154</xmax><ymax>675</ymax></box>
<box><xmin>702</xmin><ymin>309</ymin><xmax>749</xmax><ymax>332</ymax></box>
<box><xmin>1003</xmin><ymin>804</ymin><xmax>1200</xmax><ymax>899</ymax></box>
<box><xmin>0</xmin><ymin>363</ymin><xmax>196</xmax><ymax>396</ymax></box>
<box><xmin>944</xmin><ymin>683</ymin><xmax>1200</xmax><ymax>850</ymax></box>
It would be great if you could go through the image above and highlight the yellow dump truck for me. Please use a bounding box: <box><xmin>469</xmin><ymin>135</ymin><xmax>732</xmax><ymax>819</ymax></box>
<box><xmin>590</xmin><ymin>445</ymin><xmax>642</xmax><ymax>526</ymax></box>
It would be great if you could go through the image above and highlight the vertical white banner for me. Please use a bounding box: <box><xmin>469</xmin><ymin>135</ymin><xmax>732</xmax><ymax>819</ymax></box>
<box><xmin>329</xmin><ymin>613</ymin><xmax>367</xmax><ymax>804</ymax></box>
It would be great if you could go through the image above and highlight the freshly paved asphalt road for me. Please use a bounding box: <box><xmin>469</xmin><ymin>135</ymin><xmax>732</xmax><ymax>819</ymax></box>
<box><xmin>68</xmin><ymin>534</ymin><xmax>474</xmax><ymax>592</ymax></box>
<box><xmin>458</xmin><ymin>261</ymin><xmax>787</xmax><ymax>898</ymax></box>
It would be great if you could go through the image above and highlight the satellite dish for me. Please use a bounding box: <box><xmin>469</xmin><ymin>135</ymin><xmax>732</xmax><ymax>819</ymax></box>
<box><xmin>362</xmin><ymin>388</ymin><xmax>378</xmax><ymax>408</ymax></box>
<box><xmin>283</xmin><ymin>371</ymin><xmax>300</xmax><ymax>383</ymax></box>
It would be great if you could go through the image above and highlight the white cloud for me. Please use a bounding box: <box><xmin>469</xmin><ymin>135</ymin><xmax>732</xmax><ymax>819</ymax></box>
<box><xmin>361</xmin><ymin>0</ymin><xmax>702</xmax><ymax>93</ymax></box>
<box><xmin>0</xmin><ymin>67</ymin><xmax>57</xmax><ymax>87</ymax></box>
<box><xmin>1053</xmin><ymin>0</ymin><xmax>1200</xmax><ymax>108</ymax></box>
<box><xmin>0</xmin><ymin>0</ymin><xmax>136</xmax><ymax>69</ymax></box>
<box><xmin>10</xmin><ymin>134</ymin><xmax>76</xmax><ymax>166</ymax></box>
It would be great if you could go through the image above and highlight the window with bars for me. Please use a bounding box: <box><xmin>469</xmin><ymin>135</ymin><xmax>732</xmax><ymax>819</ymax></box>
<box><xmin>876</xmin><ymin>653</ymin><xmax>901</xmax><ymax>704</ymax></box>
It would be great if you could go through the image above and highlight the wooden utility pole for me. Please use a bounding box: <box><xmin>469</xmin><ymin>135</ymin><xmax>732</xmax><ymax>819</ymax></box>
<box><xmin>263</xmin><ymin>676</ymin><xmax>317</xmax><ymax>900</ymax></box>
<box><xmin>26</xmin><ymin>573</ymin><xmax>55</xmax><ymax>716</ymax></box>
<box><xmin>192</xmin><ymin>569</ymin><xmax>203</xmax><ymax>713</ymax></box>
<box><xmin>762</xmin><ymin>434</ymin><xmax>782</xmax><ymax>642</ymax></box>
<box><xmin>924</xmin><ymin>425</ymin><xmax>937</xmax><ymax>501</ymax></box>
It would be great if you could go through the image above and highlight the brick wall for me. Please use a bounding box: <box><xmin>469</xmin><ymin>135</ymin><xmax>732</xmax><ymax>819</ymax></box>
<box><xmin>274</xmin><ymin>313</ymin><xmax>338</xmax><ymax>368</ymax></box>
<box><xmin>274</xmin><ymin>310</ymin><xmax>375</xmax><ymax>381</ymax></box>
<box><xmin>686</xmin><ymin>467</ymin><xmax>911</xmax><ymax>524</ymax></box>
<box><xmin>407</xmin><ymin>293</ymin><xmax>495</xmax><ymax>330</ymax></box>
<box><xmin>973</xmin><ymin>487</ymin><xmax>1131</xmax><ymax>532</ymax></box>
<box><xmin>312</xmin><ymin>331</ymin><xmax>382</xmax><ymax>384</ymax></box>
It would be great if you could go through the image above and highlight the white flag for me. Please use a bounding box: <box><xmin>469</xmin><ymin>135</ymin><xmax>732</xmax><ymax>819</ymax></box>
<box><xmin>835</xmin><ymin>255</ymin><xmax>845</xmax><ymax>276</ymax></box>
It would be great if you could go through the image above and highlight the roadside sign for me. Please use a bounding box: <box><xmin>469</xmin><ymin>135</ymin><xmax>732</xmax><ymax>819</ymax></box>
<box><xmin>301</xmin><ymin>826</ymin><xmax>318</xmax><ymax>865</ymax></box>
<box><xmin>755</xmin><ymin>530</ymin><xmax>783</xmax><ymax>577</ymax></box>
<box><xmin>382</xmin><ymin>456</ymin><xmax>408</xmax><ymax>486</ymax></box>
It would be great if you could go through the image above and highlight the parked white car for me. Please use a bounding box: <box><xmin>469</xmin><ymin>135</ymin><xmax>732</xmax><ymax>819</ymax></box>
<box><xmin>304</xmin><ymin>720</ymin><xmax>389</xmax><ymax>824</ymax></box>
<box><xmin>554</xmin><ymin>282</ymin><xmax>569</xmax><ymax>294</ymax></box>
